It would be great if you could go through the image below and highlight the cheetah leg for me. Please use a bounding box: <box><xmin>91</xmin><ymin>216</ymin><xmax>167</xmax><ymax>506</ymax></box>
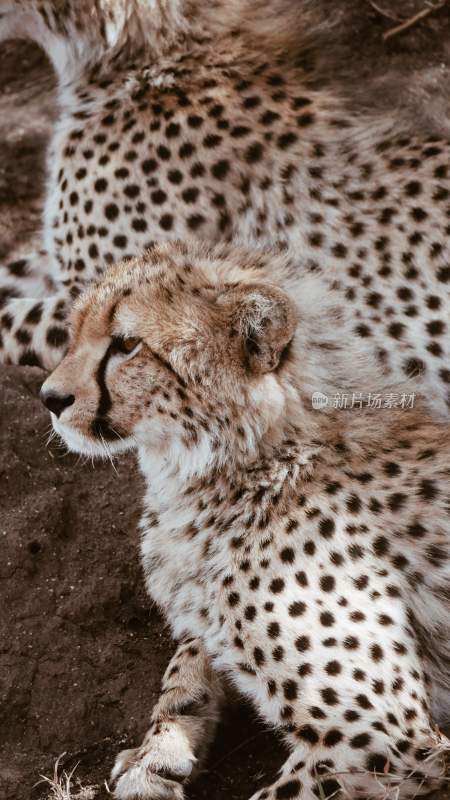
<box><xmin>0</xmin><ymin>250</ymin><xmax>73</xmax><ymax>368</ymax></box>
<box><xmin>0</xmin><ymin>291</ymin><xmax>71</xmax><ymax>369</ymax></box>
<box><xmin>0</xmin><ymin>250</ymin><xmax>61</xmax><ymax>299</ymax></box>
<box><xmin>111</xmin><ymin>637</ymin><xmax>224</xmax><ymax>800</ymax></box>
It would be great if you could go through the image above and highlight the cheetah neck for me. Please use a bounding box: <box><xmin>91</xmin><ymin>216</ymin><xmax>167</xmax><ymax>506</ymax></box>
<box><xmin>0</xmin><ymin>1</ymin><xmax>190</xmax><ymax>84</ymax></box>
<box><xmin>1</xmin><ymin>0</ymin><xmax>333</xmax><ymax>77</ymax></box>
<box><xmin>138</xmin><ymin>434</ymin><xmax>322</xmax><ymax>536</ymax></box>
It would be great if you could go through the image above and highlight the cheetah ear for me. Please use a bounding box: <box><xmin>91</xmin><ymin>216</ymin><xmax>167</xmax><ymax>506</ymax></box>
<box><xmin>226</xmin><ymin>283</ymin><xmax>298</xmax><ymax>374</ymax></box>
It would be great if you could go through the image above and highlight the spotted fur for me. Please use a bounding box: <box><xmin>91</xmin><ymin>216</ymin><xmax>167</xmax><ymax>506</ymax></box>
<box><xmin>41</xmin><ymin>241</ymin><xmax>450</xmax><ymax>800</ymax></box>
<box><xmin>0</xmin><ymin>0</ymin><xmax>449</xmax><ymax>416</ymax></box>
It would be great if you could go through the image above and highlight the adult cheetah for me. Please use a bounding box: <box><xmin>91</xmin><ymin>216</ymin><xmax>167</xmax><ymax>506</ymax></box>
<box><xmin>41</xmin><ymin>240</ymin><xmax>450</xmax><ymax>800</ymax></box>
<box><xmin>0</xmin><ymin>0</ymin><xmax>449</xmax><ymax>415</ymax></box>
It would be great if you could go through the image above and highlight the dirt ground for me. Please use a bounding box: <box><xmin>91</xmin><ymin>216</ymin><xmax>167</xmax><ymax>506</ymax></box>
<box><xmin>1</xmin><ymin>3</ymin><xmax>450</xmax><ymax>799</ymax></box>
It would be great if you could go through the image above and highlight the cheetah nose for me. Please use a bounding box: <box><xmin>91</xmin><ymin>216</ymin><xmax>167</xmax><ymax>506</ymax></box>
<box><xmin>40</xmin><ymin>389</ymin><xmax>75</xmax><ymax>418</ymax></box>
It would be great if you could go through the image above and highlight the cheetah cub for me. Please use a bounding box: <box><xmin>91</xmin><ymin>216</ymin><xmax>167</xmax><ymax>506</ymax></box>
<box><xmin>1</xmin><ymin>0</ymin><xmax>450</xmax><ymax>416</ymax></box>
<box><xmin>41</xmin><ymin>241</ymin><xmax>450</xmax><ymax>800</ymax></box>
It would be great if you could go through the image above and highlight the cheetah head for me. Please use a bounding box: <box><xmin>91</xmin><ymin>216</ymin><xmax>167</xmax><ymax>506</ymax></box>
<box><xmin>41</xmin><ymin>241</ymin><xmax>299</xmax><ymax>475</ymax></box>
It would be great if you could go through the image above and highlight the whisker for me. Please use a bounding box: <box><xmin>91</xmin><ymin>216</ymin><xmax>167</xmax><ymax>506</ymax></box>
<box><xmin>99</xmin><ymin>431</ymin><xmax>118</xmax><ymax>474</ymax></box>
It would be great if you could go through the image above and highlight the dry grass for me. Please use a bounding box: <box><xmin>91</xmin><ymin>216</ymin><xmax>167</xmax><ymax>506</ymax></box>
<box><xmin>36</xmin><ymin>756</ymin><xmax>99</xmax><ymax>800</ymax></box>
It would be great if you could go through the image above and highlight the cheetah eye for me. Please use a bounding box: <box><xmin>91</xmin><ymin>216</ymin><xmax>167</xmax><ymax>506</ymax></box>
<box><xmin>112</xmin><ymin>336</ymin><xmax>142</xmax><ymax>355</ymax></box>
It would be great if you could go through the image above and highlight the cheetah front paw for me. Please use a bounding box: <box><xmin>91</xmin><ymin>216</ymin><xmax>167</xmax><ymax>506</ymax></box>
<box><xmin>111</xmin><ymin>721</ymin><xmax>196</xmax><ymax>799</ymax></box>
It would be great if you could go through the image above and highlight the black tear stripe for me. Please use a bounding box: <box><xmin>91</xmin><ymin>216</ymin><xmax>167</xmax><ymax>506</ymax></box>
<box><xmin>91</xmin><ymin>343</ymin><xmax>119</xmax><ymax>440</ymax></box>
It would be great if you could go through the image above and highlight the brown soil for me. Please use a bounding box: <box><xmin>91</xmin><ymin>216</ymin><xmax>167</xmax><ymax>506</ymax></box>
<box><xmin>1</xmin><ymin>4</ymin><xmax>450</xmax><ymax>799</ymax></box>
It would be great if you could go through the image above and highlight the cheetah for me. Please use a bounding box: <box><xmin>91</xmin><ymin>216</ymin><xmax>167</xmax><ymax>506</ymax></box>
<box><xmin>40</xmin><ymin>240</ymin><xmax>450</xmax><ymax>800</ymax></box>
<box><xmin>1</xmin><ymin>0</ymin><xmax>450</xmax><ymax>415</ymax></box>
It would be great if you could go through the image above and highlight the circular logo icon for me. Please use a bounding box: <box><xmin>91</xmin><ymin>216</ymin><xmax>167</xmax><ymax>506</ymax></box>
<box><xmin>312</xmin><ymin>391</ymin><xmax>329</xmax><ymax>410</ymax></box>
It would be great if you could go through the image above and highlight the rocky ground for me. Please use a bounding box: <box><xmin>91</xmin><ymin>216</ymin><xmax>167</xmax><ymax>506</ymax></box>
<box><xmin>1</xmin><ymin>3</ymin><xmax>450</xmax><ymax>799</ymax></box>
